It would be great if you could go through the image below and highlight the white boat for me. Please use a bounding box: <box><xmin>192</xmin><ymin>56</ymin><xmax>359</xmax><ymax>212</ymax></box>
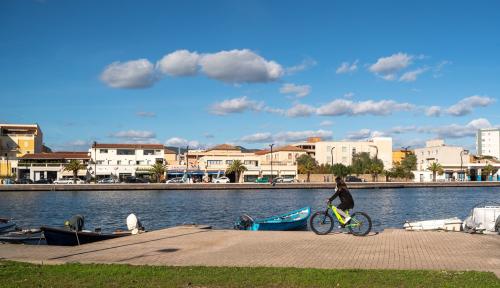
<box><xmin>462</xmin><ymin>204</ymin><xmax>500</xmax><ymax>234</ymax></box>
<box><xmin>404</xmin><ymin>217</ymin><xmax>462</xmax><ymax>231</ymax></box>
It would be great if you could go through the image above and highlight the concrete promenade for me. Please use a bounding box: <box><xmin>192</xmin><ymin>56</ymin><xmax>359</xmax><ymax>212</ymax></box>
<box><xmin>1</xmin><ymin>226</ymin><xmax>499</xmax><ymax>276</ymax></box>
<box><xmin>1</xmin><ymin>181</ymin><xmax>500</xmax><ymax>191</ymax></box>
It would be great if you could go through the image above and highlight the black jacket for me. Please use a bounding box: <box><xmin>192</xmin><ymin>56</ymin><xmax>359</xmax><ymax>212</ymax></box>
<box><xmin>329</xmin><ymin>186</ymin><xmax>354</xmax><ymax>208</ymax></box>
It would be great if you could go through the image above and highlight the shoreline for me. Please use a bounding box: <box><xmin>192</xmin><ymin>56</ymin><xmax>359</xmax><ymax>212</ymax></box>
<box><xmin>1</xmin><ymin>181</ymin><xmax>500</xmax><ymax>191</ymax></box>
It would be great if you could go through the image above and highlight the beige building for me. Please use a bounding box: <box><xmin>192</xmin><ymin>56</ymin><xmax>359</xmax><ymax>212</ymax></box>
<box><xmin>294</xmin><ymin>137</ymin><xmax>393</xmax><ymax>169</ymax></box>
<box><xmin>0</xmin><ymin>123</ymin><xmax>43</xmax><ymax>178</ymax></box>
<box><xmin>18</xmin><ymin>152</ymin><xmax>90</xmax><ymax>181</ymax></box>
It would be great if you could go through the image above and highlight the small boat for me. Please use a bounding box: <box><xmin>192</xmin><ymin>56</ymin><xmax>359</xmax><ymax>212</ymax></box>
<box><xmin>41</xmin><ymin>226</ymin><xmax>130</xmax><ymax>246</ymax></box>
<box><xmin>234</xmin><ymin>207</ymin><xmax>311</xmax><ymax>231</ymax></box>
<box><xmin>404</xmin><ymin>217</ymin><xmax>463</xmax><ymax>231</ymax></box>
<box><xmin>0</xmin><ymin>228</ymin><xmax>44</xmax><ymax>245</ymax></box>
<box><xmin>0</xmin><ymin>218</ymin><xmax>16</xmax><ymax>233</ymax></box>
<box><xmin>463</xmin><ymin>202</ymin><xmax>500</xmax><ymax>234</ymax></box>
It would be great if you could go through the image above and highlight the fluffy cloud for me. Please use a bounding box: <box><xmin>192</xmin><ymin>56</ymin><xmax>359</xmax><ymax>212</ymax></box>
<box><xmin>100</xmin><ymin>59</ymin><xmax>158</xmax><ymax>88</ymax></box>
<box><xmin>280</xmin><ymin>83</ymin><xmax>311</xmax><ymax>98</ymax></box>
<box><xmin>343</xmin><ymin>92</ymin><xmax>355</xmax><ymax>99</ymax></box>
<box><xmin>199</xmin><ymin>49</ymin><xmax>283</xmax><ymax>83</ymax></box>
<box><xmin>336</xmin><ymin>60</ymin><xmax>358</xmax><ymax>74</ymax></box>
<box><xmin>239</xmin><ymin>132</ymin><xmax>273</xmax><ymax>143</ymax></box>
<box><xmin>369</xmin><ymin>53</ymin><xmax>413</xmax><ymax>75</ymax></box>
<box><xmin>345</xmin><ymin>129</ymin><xmax>387</xmax><ymax>140</ymax></box>
<box><xmin>156</xmin><ymin>50</ymin><xmax>200</xmax><ymax>76</ymax></box>
<box><xmin>136</xmin><ymin>111</ymin><xmax>156</xmax><ymax>118</ymax></box>
<box><xmin>399</xmin><ymin>67</ymin><xmax>427</xmax><ymax>82</ymax></box>
<box><xmin>421</xmin><ymin>118</ymin><xmax>492</xmax><ymax>138</ymax></box>
<box><xmin>286</xmin><ymin>103</ymin><xmax>316</xmax><ymax>117</ymax></box>
<box><xmin>165</xmin><ymin>137</ymin><xmax>201</xmax><ymax>148</ymax></box>
<box><xmin>319</xmin><ymin>120</ymin><xmax>334</xmax><ymax>127</ymax></box>
<box><xmin>239</xmin><ymin>129</ymin><xmax>332</xmax><ymax>144</ymax></box>
<box><xmin>110</xmin><ymin>130</ymin><xmax>156</xmax><ymax>139</ymax></box>
<box><xmin>209</xmin><ymin>96</ymin><xmax>263</xmax><ymax>115</ymax></box>
<box><xmin>316</xmin><ymin>99</ymin><xmax>413</xmax><ymax>116</ymax></box>
<box><xmin>286</xmin><ymin>58</ymin><xmax>317</xmax><ymax>74</ymax></box>
<box><xmin>446</xmin><ymin>95</ymin><xmax>496</xmax><ymax>116</ymax></box>
<box><xmin>425</xmin><ymin>106</ymin><xmax>441</xmax><ymax>117</ymax></box>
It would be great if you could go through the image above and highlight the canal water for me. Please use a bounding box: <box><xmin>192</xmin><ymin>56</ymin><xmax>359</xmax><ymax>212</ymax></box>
<box><xmin>0</xmin><ymin>187</ymin><xmax>498</xmax><ymax>232</ymax></box>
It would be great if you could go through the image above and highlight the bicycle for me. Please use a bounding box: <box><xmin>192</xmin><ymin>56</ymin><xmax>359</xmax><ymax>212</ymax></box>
<box><xmin>310</xmin><ymin>201</ymin><xmax>372</xmax><ymax>236</ymax></box>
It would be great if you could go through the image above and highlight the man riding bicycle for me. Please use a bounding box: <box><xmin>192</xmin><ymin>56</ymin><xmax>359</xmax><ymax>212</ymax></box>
<box><xmin>328</xmin><ymin>176</ymin><xmax>354</xmax><ymax>224</ymax></box>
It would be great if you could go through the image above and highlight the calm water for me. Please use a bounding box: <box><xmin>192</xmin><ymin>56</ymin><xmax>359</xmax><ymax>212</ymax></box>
<box><xmin>1</xmin><ymin>188</ymin><xmax>499</xmax><ymax>232</ymax></box>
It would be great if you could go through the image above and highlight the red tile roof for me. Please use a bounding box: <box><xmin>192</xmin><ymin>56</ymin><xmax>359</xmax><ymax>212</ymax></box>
<box><xmin>92</xmin><ymin>143</ymin><xmax>164</xmax><ymax>149</ymax></box>
<box><xmin>255</xmin><ymin>145</ymin><xmax>306</xmax><ymax>155</ymax></box>
<box><xmin>20</xmin><ymin>152</ymin><xmax>90</xmax><ymax>160</ymax></box>
<box><xmin>164</xmin><ymin>148</ymin><xmax>177</xmax><ymax>154</ymax></box>
<box><xmin>206</xmin><ymin>144</ymin><xmax>241</xmax><ymax>151</ymax></box>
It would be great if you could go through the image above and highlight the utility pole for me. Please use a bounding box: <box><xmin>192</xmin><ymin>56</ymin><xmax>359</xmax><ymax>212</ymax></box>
<box><xmin>269</xmin><ymin>144</ymin><xmax>274</xmax><ymax>184</ymax></box>
<box><xmin>185</xmin><ymin>145</ymin><xmax>189</xmax><ymax>182</ymax></box>
<box><xmin>460</xmin><ymin>149</ymin><xmax>469</xmax><ymax>181</ymax></box>
<box><xmin>330</xmin><ymin>146</ymin><xmax>335</xmax><ymax>180</ymax></box>
<box><xmin>93</xmin><ymin>141</ymin><xmax>97</xmax><ymax>182</ymax></box>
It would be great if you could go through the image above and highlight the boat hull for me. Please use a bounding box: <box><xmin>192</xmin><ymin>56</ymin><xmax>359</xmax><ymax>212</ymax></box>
<box><xmin>244</xmin><ymin>207</ymin><xmax>311</xmax><ymax>231</ymax></box>
<box><xmin>41</xmin><ymin>227</ymin><xmax>129</xmax><ymax>246</ymax></box>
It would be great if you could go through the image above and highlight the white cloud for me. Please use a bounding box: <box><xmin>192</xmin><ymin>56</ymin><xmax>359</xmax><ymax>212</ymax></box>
<box><xmin>336</xmin><ymin>60</ymin><xmax>358</xmax><ymax>74</ymax></box>
<box><xmin>100</xmin><ymin>59</ymin><xmax>157</xmax><ymax>88</ymax></box>
<box><xmin>319</xmin><ymin>120</ymin><xmax>333</xmax><ymax>127</ymax></box>
<box><xmin>199</xmin><ymin>49</ymin><xmax>283</xmax><ymax>83</ymax></box>
<box><xmin>156</xmin><ymin>50</ymin><xmax>200</xmax><ymax>76</ymax></box>
<box><xmin>279</xmin><ymin>83</ymin><xmax>311</xmax><ymax>98</ymax></box>
<box><xmin>433</xmin><ymin>60</ymin><xmax>452</xmax><ymax>78</ymax></box>
<box><xmin>286</xmin><ymin>103</ymin><xmax>316</xmax><ymax>117</ymax></box>
<box><xmin>446</xmin><ymin>95</ymin><xmax>496</xmax><ymax>116</ymax></box>
<box><xmin>136</xmin><ymin>111</ymin><xmax>156</xmax><ymax>118</ymax></box>
<box><xmin>345</xmin><ymin>129</ymin><xmax>386</xmax><ymax>140</ymax></box>
<box><xmin>239</xmin><ymin>129</ymin><xmax>332</xmax><ymax>144</ymax></box>
<box><xmin>399</xmin><ymin>67</ymin><xmax>428</xmax><ymax>82</ymax></box>
<box><xmin>425</xmin><ymin>106</ymin><xmax>441</xmax><ymax>117</ymax></box>
<box><xmin>110</xmin><ymin>130</ymin><xmax>156</xmax><ymax>139</ymax></box>
<box><xmin>316</xmin><ymin>99</ymin><xmax>414</xmax><ymax>116</ymax></box>
<box><xmin>421</xmin><ymin>118</ymin><xmax>492</xmax><ymax>138</ymax></box>
<box><xmin>165</xmin><ymin>137</ymin><xmax>201</xmax><ymax>148</ymax></box>
<box><xmin>286</xmin><ymin>58</ymin><xmax>317</xmax><ymax>74</ymax></box>
<box><xmin>209</xmin><ymin>96</ymin><xmax>263</xmax><ymax>115</ymax></box>
<box><xmin>369</xmin><ymin>52</ymin><xmax>413</xmax><ymax>75</ymax></box>
<box><xmin>239</xmin><ymin>132</ymin><xmax>273</xmax><ymax>143</ymax></box>
<box><xmin>343</xmin><ymin>92</ymin><xmax>355</xmax><ymax>99</ymax></box>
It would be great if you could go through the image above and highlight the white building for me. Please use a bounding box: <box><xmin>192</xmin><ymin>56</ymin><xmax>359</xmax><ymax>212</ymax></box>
<box><xmin>476</xmin><ymin>128</ymin><xmax>500</xmax><ymax>160</ymax></box>
<box><xmin>18</xmin><ymin>152</ymin><xmax>90</xmax><ymax>181</ymax></box>
<box><xmin>89</xmin><ymin>143</ymin><xmax>165</xmax><ymax>180</ymax></box>
<box><xmin>413</xmin><ymin>139</ymin><xmax>469</xmax><ymax>182</ymax></box>
<box><xmin>294</xmin><ymin>137</ymin><xmax>393</xmax><ymax>169</ymax></box>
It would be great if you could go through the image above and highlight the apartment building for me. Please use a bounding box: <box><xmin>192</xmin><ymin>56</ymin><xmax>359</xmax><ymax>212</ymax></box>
<box><xmin>89</xmin><ymin>143</ymin><xmax>165</xmax><ymax>180</ymax></box>
<box><xmin>294</xmin><ymin>137</ymin><xmax>393</xmax><ymax>169</ymax></box>
<box><xmin>0</xmin><ymin>123</ymin><xmax>43</xmax><ymax>177</ymax></box>
<box><xmin>18</xmin><ymin>152</ymin><xmax>90</xmax><ymax>181</ymax></box>
<box><xmin>476</xmin><ymin>128</ymin><xmax>500</xmax><ymax>160</ymax></box>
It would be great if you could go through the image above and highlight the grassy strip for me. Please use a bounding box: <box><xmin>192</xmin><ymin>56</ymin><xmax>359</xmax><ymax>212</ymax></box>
<box><xmin>0</xmin><ymin>260</ymin><xmax>498</xmax><ymax>288</ymax></box>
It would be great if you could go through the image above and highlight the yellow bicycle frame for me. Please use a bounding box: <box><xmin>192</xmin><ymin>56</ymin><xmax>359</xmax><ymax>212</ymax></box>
<box><xmin>329</xmin><ymin>204</ymin><xmax>350</xmax><ymax>225</ymax></box>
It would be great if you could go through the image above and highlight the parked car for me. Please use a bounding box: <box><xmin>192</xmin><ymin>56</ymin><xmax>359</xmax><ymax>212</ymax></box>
<box><xmin>255</xmin><ymin>177</ymin><xmax>270</xmax><ymax>183</ymax></box>
<box><xmin>97</xmin><ymin>178</ymin><xmax>119</xmax><ymax>184</ymax></box>
<box><xmin>53</xmin><ymin>178</ymin><xmax>85</xmax><ymax>184</ymax></box>
<box><xmin>345</xmin><ymin>176</ymin><xmax>364</xmax><ymax>182</ymax></box>
<box><xmin>212</xmin><ymin>176</ymin><xmax>230</xmax><ymax>183</ymax></box>
<box><xmin>34</xmin><ymin>179</ymin><xmax>53</xmax><ymax>184</ymax></box>
<box><xmin>16</xmin><ymin>178</ymin><xmax>34</xmax><ymax>184</ymax></box>
<box><xmin>272</xmin><ymin>177</ymin><xmax>298</xmax><ymax>183</ymax></box>
<box><xmin>165</xmin><ymin>177</ymin><xmax>185</xmax><ymax>183</ymax></box>
<box><xmin>123</xmin><ymin>176</ymin><xmax>149</xmax><ymax>183</ymax></box>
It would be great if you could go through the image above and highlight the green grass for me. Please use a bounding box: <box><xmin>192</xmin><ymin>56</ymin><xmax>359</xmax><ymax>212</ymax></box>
<box><xmin>0</xmin><ymin>260</ymin><xmax>498</xmax><ymax>288</ymax></box>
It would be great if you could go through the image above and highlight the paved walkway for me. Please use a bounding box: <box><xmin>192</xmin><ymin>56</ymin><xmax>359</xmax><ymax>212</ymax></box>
<box><xmin>1</xmin><ymin>226</ymin><xmax>499</xmax><ymax>276</ymax></box>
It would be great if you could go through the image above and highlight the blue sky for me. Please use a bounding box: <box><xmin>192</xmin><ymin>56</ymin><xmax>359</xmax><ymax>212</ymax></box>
<box><xmin>1</xmin><ymin>0</ymin><xmax>499</xmax><ymax>151</ymax></box>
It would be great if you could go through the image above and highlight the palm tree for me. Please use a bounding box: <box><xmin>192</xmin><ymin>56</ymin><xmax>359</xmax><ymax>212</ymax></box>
<box><xmin>331</xmin><ymin>163</ymin><xmax>350</xmax><ymax>179</ymax></box>
<box><xmin>368</xmin><ymin>162</ymin><xmax>384</xmax><ymax>182</ymax></box>
<box><xmin>149</xmin><ymin>162</ymin><xmax>167</xmax><ymax>183</ymax></box>
<box><xmin>297</xmin><ymin>154</ymin><xmax>317</xmax><ymax>182</ymax></box>
<box><xmin>64</xmin><ymin>160</ymin><xmax>86</xmax><ymax>184</ymax></box>
<box><xmin>481</xmin><ymin>164</ymin><xmax>497</xmax><ymax>181</ymax></box>
<box><xmin>427</xmin><ymin>162</ymin><xmax>443</xmax><ymax>182</ymax></box>
<box><xmin>226</xmin><ymin>160</ymin><xmax>247</xmax><ymax>183</ymax></box>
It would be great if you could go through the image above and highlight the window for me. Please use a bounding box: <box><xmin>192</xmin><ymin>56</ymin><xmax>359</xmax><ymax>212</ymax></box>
<box><xmin>143</xmin><ymin>150</ymin><xmax>154</xmax><ymax>155</ymax></box>
<box><xmin>342</xmin><ymin>156</ymin><xmax>347</xmax><ymax>163</ymax></box>
<box><xmin>107</xmin><ymin>160</ymin><xmax>111</xmax><ymax>165</ymax></box>
<box><xmin>117</xmin><ymin>160</ymin><xmax>121</xmax><ymax>165</ymax></box>
<box><xmin>128</xmin><ymin>160</ymin><xmax>132</xmax><ymax>165</ymax></box>
<box><xmin>226</xmin><ymin>160</ymin><xmax>233</xmax><ymax>165</ymax></box>
<box><xmin>342</xmin><ymin>146</ymin><xmax>347</xmax><ymax>153</ymax></box>
<box><xmin>352</xmin><ymin>148</ymin><xmax>356</xmax><ymax>155</ymax></box>
<box><xmin>326</xmin><ymin>146</ymin><xmax>331</xmax><ymax>152</ymax></box>
<box><xmin>100</xmin><ymin>149</ymin><xmax>108</xmax><ymax>154</ymax></box>
<box><xmin>117</xmin><ymin>149</ymin><xmax>135</xmax><ymax>155</ymax></box>
<box><xmin>208</xmin><ymin>160</ymin><xmax>222</xmax><ymax>165</ymax></box>
<box><xmin>96</xmin><ymin>160</ymin><xmax>104</xmax><ymax>165</ymax></box>
<box><xmin>136</xmin><ymin>161</ymin><xmax>144</xmax><ymax>165</ymax></box>
<box><xmin>288</xmin><ymin>153</ymin><xmax>292</xmax><ymax>160</ymax></box>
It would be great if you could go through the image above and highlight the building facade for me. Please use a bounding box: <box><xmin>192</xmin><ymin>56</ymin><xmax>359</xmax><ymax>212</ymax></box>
<box><xmin>476</xmin><ymin>128</ymin><xmax>500</xmax><ymax>160</ymax></box>
<box><xmin>89</xmin><ymin>143</ymin><xmax>165</xmax><ymax>180</ymax></box>
<box><xmin>18</xmin><ymin>152</ymin><xmax>90</xmax><ymax>181</ymax></box>
<box><xmin>0</xmin><ymin>124</ymin><xmax>43</xmax><ymax>178</ymax></box>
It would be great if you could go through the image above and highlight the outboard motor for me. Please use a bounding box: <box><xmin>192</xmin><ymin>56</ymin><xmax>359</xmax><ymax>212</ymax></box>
<box><xmin>126</xmin><ymin>213</ymin><xmax>144</xmax><ymax>234</ymax></box>
<box><xmin>234</xmin><ymin>214</ymin><xmax>254</xmax><ymax>230</ymax></box>
<box><xmin>65</xmin><ymin>215</ymin><xmax>85</xmax><ymax>231</ymax></box>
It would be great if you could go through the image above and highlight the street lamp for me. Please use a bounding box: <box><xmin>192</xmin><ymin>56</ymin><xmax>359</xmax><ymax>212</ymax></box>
<box><xmin>269</xmin><ymin>144</ymin><xmax>274</xmax><ymax>183</ymax></box>
<box><xmin>330</xmin><ymin>146</ymin><xmax>335</xmax><ymax>181</ymax></box>
<box><xmin>93</xmin><ymin>141</ymin><xmax>97</xmax><ymax>182</ymax></box>
<box><xmin>460</xmin><ymin>149</ymin><xmax>469</xmax><ymax>181</ymax></box>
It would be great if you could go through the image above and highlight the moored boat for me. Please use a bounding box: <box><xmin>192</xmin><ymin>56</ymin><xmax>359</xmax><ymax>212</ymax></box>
<box><xmin>235</xmin><ymin>207</ymin><xmax>311</xmax><ymax>231</ymax></box>
<box><xmin>0</xmin><ymin>218</ymin><xmax>16</xmax><ymax>233</ymax></box>
<box><xmin>404</xmin><ymin>217</ymin><xmax>462</xmax><ymax>231</ymax></box>
<box><xmin>0</xmin><ymin>228</ymin><xmax>44</xmax><ymax>245</ymax></box>
<box><xmin>462</xmin><ymin>202</ymin><xmax>500</xmax><ymax>234</ymax></box>
<box><xmin>41</xmin><ymin>226</ymin><xmax>130</xmax><ymax>246</ymax></box>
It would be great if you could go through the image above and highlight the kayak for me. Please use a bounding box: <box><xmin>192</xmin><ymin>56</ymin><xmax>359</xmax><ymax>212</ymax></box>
<box><xmin>235</xmin><ymin>207</ymin><xmax>311</xmax><ymax>231</ymax></box>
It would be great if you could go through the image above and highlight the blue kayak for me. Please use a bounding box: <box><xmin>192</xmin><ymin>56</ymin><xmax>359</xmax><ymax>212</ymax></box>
<box><xmin>234</xmin><ymin>207</ymin><xmax>311</xmax><ymax>231</ymax></box>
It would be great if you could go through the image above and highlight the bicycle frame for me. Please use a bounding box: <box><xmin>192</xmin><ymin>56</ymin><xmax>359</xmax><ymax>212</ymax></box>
<box><xmin>326</xmin><ymin>204</ymin><xmax>353</xmax><ymax>227</ymax></box>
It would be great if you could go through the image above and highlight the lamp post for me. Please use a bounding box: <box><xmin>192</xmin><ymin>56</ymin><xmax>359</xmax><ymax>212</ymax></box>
<box><xmin>330</xmin><ymin>146</ymin><xmax>335</xmax><ymax>181</ymax></box>
<box><xmin>93</xmin><ymin>141</ymin><xmax>97</xmax><ymax>182</ymax></box>
<box><xmin>460</xmin><ymin>149</ymin><xmax>469</xmax><ymax>181</ymax></box>
<box><xmin>269</xmin><ymin>144</ymin><xmax>274</xmax><ymax>183</ymax></box>
<box><xmin>185</xmin><ymin>145</ymin><xmax>189</xmax><ymax>182</ymax></box>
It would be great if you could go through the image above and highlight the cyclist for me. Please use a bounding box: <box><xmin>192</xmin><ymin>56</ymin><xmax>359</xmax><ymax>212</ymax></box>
<box><xmin>328</xmin><ymin>176</ymin><xmax>354</xmax><ymax>224</ymax></box>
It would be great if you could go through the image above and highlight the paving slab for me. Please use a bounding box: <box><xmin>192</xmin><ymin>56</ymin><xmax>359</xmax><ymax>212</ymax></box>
<box><xmin>1</xmin><ymin>226</ymin><xmax>499</xmax><ymax>277</ymax></box>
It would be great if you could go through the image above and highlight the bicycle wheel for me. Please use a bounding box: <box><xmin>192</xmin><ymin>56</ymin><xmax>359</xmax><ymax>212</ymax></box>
<box><xmin>310</xmin><ymin>211</ymin><xmax>334</xmax><ymax>235</ymax></box>
<box><xmin>348</xmin><ymin>212</ymin><xmax>372</xmax><ymax>236</ymax></box>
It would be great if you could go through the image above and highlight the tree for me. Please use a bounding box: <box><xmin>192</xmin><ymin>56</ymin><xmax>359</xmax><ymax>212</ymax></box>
<box><xmin>401</xmin><ymin>153</ymin><xmax>417</xmax><ymax>180</ymax></box>
<box><xmin>314</xmin><ymin>163</ymin><xmax>332</xmax><ymax>174</ymax></box>
<box><xmin>226</xmin><ymin>160</ymin><xmax>248</xmax><ymax>183</ymax></box>
<box><xmin>367</xmin><ymin>159</ymin><xmax>384</xmax><ymax>182</ymax></box>
<box><xmin>481</xmin><ymin>164</ymin><xmax>497</xmax><ymax>181</ymax></box>
<box><xmin>64</xmin><ymin>160</ymin><xmax>86</xmax><ymax>184</ymax></box>
<box><xmin>149</xmin><ymin>162</ymin><xmax>167</xmax><ymax>183</ymax></box>
<box><xmin>351</xmin><ymin>152</ymin><xmax>372</xmax><ymax>176</ymax></box>
<box><xmin>427</xmin><ymin>162</ymin><xmax>443</xmax><ymax>182</ymax></box>
<box><xmin>331</xmin><ymin>163</ymin><xmax>350</xmax><ymax>179</ymax></box>
<box><xmin>297</xmin><ymin>154</ymin><xmax>317</xmax><ymax>182</ymax></box>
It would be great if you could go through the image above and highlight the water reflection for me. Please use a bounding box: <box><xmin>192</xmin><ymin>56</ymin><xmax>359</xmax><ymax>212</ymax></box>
<box><xmin>0</xmin><ymin>187</ymin><xmax>498</xmax><ymax>232</ymax></box>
